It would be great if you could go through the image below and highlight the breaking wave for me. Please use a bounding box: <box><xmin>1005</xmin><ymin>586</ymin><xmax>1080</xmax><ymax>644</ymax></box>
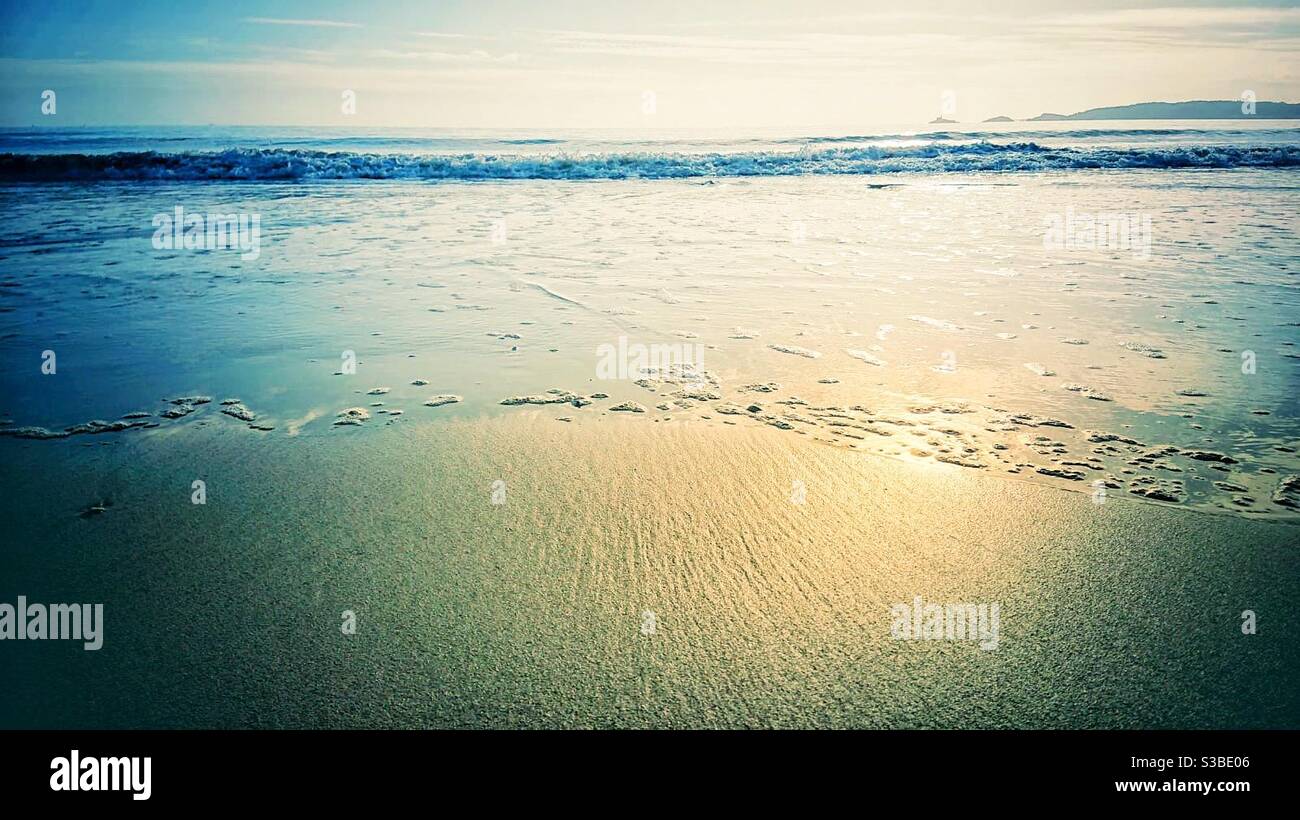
<box><xmin>2</xmin><ymin>142</ymin><xmax>1297</xmax><ymax>182</ymax></box>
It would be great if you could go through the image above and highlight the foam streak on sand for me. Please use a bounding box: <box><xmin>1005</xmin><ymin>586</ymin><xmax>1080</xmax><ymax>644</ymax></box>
<box><xmin>846</xmin><ymin>349</ymin><xmax>886</xmax><ymax>367</ymax></box>
<box><xmin>769</xmin><ymin>344</ymin><xmax>822</xmax><ymax>358</ymax></box>
<box><xmin>908</xmin><ymin>315</ymin><xmax>961</xmax><ymax>331</ymax></box>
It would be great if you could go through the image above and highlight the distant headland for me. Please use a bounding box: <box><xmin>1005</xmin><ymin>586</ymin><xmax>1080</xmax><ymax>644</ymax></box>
<box><xmin>1029</xmin><ymin>100</ymin><xmax>1300</xmax><ymax>120</ymax></box>
<box><xmin>932</xmin><ymin>99</ymin><xmax>1300</xmax><ymax>124</ymax></box>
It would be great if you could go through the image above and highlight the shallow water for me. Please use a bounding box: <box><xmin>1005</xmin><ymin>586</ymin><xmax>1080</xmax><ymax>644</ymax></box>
<box><xmin>1</xmin><ymin>169</ymin><xmax>1297</xmax><ymax>517</ymax></box>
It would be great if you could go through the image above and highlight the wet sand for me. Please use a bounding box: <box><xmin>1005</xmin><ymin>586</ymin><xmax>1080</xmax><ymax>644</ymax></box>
<box><xmin>2</xmin><ymin>415</ymin><xmax>1295</xmax><ymax>728</ymax></box>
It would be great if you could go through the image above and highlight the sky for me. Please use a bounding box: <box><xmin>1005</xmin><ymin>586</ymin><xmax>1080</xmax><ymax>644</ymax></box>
<box><xmin>0</xmin><ymin>0</ymin><xmax>1297</xmax><ymax>129</ymax></box>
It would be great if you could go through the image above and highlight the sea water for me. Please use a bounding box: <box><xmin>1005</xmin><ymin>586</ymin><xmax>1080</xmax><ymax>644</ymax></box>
<box><xmin>2</xmin><ymin>122</ymin><xmax>1296</xmax><ymax>517</ymax></box>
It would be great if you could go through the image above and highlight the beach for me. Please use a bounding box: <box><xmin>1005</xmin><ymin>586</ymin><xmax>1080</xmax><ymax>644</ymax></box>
<box><xmin>1</xmin><ymin>414</ymin><xmax>1297</xmax><ymax>728</ymax></box>
<box><xmin>0</xmin><ymin>124</ymin><xmax>1297</xmax><ymax>728</ymax></box>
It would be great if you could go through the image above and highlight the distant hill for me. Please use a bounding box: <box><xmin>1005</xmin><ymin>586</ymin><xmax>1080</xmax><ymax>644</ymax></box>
<box><xmin>982</xmin><ymin>115</ymin><xmax>1014</xmax><ymax>122</ymax></box>
<box><xmin>929</xmin><ymin>116</ymin><xmax>957</xmax><ymax>124</ymax></box>
<box><xmin>1027</xmin><ymin>100</ymin><xmax>1300</xmax><ymax>121</ymax></box>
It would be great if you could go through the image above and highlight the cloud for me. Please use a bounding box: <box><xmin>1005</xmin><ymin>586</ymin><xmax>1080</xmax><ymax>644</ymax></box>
<box><xmin>1047</xmin><ymin>6</ymin><xmax>1300</xmax><ymax>30</ymax></box>
<box><xmin>242</xmin><ymin>17</ymin><xmax>363</xmax><ymax>29</ymax></box>
<box><xmin>371</xmin><ymin>49</ymin><xmax>521</xmax><ymax>64</ymax></box>
<box><xmin>531</xmin><ymin>7</ymin><xmax>1300</xmax><ymax>69</ymax></box>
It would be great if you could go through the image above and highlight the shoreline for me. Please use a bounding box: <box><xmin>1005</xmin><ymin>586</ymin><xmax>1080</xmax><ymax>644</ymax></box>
<box><xmin>4</xmin><ymin>399</ymin><xmax>1297</xmax><ymax>523</ymax></box>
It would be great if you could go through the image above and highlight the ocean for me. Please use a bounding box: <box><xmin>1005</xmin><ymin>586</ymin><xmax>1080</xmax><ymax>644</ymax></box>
<box><xmin>1</xmin><ymin>121</ymin><xmax>1299</xmax><ymax>178</ymax></box>
<box><xmin>0</xmin><ymin>120</ymin><xmax>1297</xmax><ymax>727</ymax></box>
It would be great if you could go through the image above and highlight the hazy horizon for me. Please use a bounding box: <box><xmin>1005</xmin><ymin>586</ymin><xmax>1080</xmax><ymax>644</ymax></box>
<box><xmin>1</xmin><ymin>0</ymin><xmax>1298</xmax><ymax>129</ymax></box>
